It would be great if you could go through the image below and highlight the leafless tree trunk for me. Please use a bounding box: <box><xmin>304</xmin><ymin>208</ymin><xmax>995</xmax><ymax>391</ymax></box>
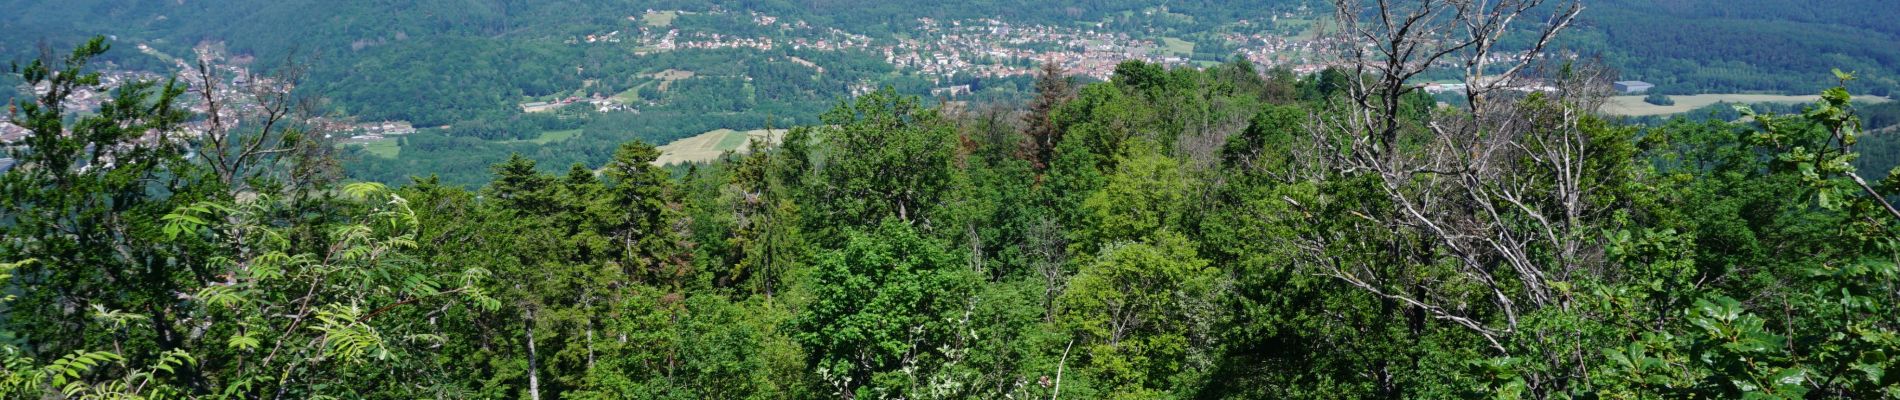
<box><xmin>1026</xmin><ymin>217</ymin><xmax>1068</xmax><ymax>323</ymax></box>
<box><xmin>1050</xmin><ymin>339</ymin><xmax>1072</xmax><ymax>400</ymax></box>
<box><xmin>1306</xmin><ymin>0</ymin><xmax>1599</xmax><ymax>394</ymax></box>
<box><xmin>190</xmin><ymin>53</ymin><xmax>336</xmax><ymax>195</ymax></box>
<box><xmin>525</xmin><ymin>309</ymin><xmax>542</xmax><ymax>400</ymax></box>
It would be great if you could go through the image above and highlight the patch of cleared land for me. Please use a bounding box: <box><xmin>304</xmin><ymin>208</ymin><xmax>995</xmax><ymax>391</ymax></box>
<box><xmin>1604</xmin><ymin>94</ymin><xmax>1893</xmax><ymax>116</ymax></box>
<box><xmin>520</xmin><ymin>101</ymin><xmax>566</xmax><ymax>113</ymax></box>
<box><xmin>642</xmin><ymin>11</ymin><xmax>678</xmax><ymax>27</ymax></box>
<box><xmin>650</xmin><ymin>69</ymin><xmax>696</xmax><ymax>92</ymax></box>
<box><xmin>357</xmin><ymin>139</ymin><xmax>400</xmax><ymax>158</ymax></box>
<box><xmin>653</xmin><ymin>128</ymin><xmax>787</xmax><ymax>165</ymax></box>
<box><xmin>1285</xmin><ymin>18</ymin><xmax>1327</xmax><ymax>40</ymax></box>
<box><xmin>495</xmin><ymin>129</ymin><xmax>583</xmax><ymax>145</ymax></box>
<box><xmin>611</xmin><ymin>70</ymin><xmax>695</xmax><ymax>102</ymax></box>
<box><xmin>134</xmin><ymin>43</ymin><xmax>183</xmax><ymax>65</ymax></box>
<box><xmin>530</xmin><ymin>129</ymin><xmax>581</xmax><ymax>144</ymax></box>
<box><xmin>786</xmin><ymin>56</ymin><xmax>825</xmax><ymax>74</ymax></box>
<box><xmin>613</xmin><ymin>81</ymin><xmax>652</xmax><ymax>102</ymax></box>
<box><xmin>1161</xmin><ymin>37</ymin><xmax>1195</xmax><ymax>56</ymax></box>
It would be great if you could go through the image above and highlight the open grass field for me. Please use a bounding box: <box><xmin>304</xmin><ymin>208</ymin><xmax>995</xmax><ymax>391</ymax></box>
<box><xmin>610</xmin><ymin>69</ymin><xmax>694</xmax><ymax>102</ymax></box>
<box><xmin>1283</xmin><ymin>18</ymin><xmax>1326</xmax><ymax>40</ymax></box>
<box><xmin>653</xmin><ymin>128</ymin><xmax>787</xmax><ymax>165</ymax></box>
<box><xmin>1161</xmin><ymin>37</ymin><xmax>1195</xmax><ymax>56</ymax></box>
<box><xmin>642</xmin><ymin>11</ymin><xmax>678</xmax><ymax>27</ymax></box>
<box><xmin>650</xmin><ymin>69</ymin><xmax>696</xmax><ymax>92</ymax></box>
<box><xmin>613</xmin><ymin>81</ymin><xmax>652</xmax><ymax>102</ymax></box>
<box><xmin>530</xmin><ymin>129</ymin><xmax>581</xmax><ymax>144</ymax></box>
<box><xmin>356</xmin><ymin>139</ymin><xmax>400</xmax><ymax>158</ymax></box>
<box><xmin>1604</xmin><ymin>94</ymin><xmax>1893</xmax><ymax>116</ymax></box>
<box><xmin>520</xmin><ymin>102</ymin><xmax>566</xmax><ymax>113</ymax></box>
<box><xmin>713</xmin><ymin>128</ymin><xmax>751</xmax><ymax>149</ymax></box>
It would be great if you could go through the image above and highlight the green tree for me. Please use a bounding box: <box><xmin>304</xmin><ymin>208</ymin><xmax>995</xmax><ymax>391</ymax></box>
<box><xmin>486</xmin><ymin>153</ymin><xmax>558</xmax><ymax>214</ymax></box>
<box><xmin>1058</xmin><ymin>231</ymin><xmax>1220</xmax><ymax>398</ymax></box>
<box><xmin>791</xmin><ymin>220</ymin><xmax>979</xmax><ymax>398</ymax></box>
<box><xmin>602</xmin><ymin>141</ymin><xmax>692</xmax><ymax>287</ymax></box>
<box><xmin>725</xmin><ymin>141</ymin><xmax>807</xmax><ymax>297</ymax></box>
<box><xmin>800</xmin><ymin>87</ymin><xmax>963</xmax><ymax>231</ymax></box>
<box><xmin>1077</xmin><ymin>146</ymin><xmax>1194</xmax><ymax>249</ymax></box>
<box><xmin>1</xmin><ymin>38</ymin><xmax>200</xmax><ymax>375</ymax></box>
<box><xmin>1022</xmin><ymin>62</ymin><xmax>1074</xmax><ymax>171</ymax></box>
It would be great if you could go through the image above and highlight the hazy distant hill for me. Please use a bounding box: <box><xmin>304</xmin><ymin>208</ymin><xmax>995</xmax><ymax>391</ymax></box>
<box><xmin>4</xmin><ymin>0</ymin><xmax>1894</xmax><ymax>95</ymax></box>
<box><xmin>0</xmin><ymin>1</ymin><xmax>1265</xmax><ymax>116</ymax></box>
<box><xmin>1578</xmin><ymin>0</ymin><xmax>1900</xmax><ymax>95</ymax></box>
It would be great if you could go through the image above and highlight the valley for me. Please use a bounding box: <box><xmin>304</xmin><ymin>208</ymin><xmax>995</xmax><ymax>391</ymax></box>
<box><xmin>1603</xmin><ymin>93</ymin><xmax>1895</xmax><ymax>116</ymax></box>
<box><xmin>5</xmin><ymin>1</ymin><xmax>1900</xmax><ymax>398</ymax></box>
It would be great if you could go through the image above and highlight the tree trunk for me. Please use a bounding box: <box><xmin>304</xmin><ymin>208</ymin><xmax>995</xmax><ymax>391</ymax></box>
<box><xmin>526</xmin><ymin>309</ymin><xmax>542</xmax><ymax>400</ymax></box>
<box><xmin>584</xmin><ymin>293</ymin><xmax>597</xmax><ymax>372</ymax></box>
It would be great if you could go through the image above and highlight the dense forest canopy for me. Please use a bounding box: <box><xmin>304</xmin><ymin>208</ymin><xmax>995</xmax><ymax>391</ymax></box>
<box><xmin>1577</xmin><ymin>0</ymin><xmax>1900</xmax><ymax>95</ymax></box>
<box><xmin>5</xmin><ymin>0</ymin><xmax>1900</xmax><ymax>398</ymax></box>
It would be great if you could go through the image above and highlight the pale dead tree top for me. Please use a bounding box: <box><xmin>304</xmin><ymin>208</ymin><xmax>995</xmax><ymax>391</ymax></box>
<box><xmin>1325</xmin><ymin>0</ymin><xmax>1583</xmax><ymax>157</ymax></box>
<box><xmin>190</xmin><ymin>53</ymin><xmax>337</xmax><ymax>193</ymax></box>
<box><xmin>1303</xmin><ymin>1</ymin><xmax>1597</xmax><ymax>378</ymax></box>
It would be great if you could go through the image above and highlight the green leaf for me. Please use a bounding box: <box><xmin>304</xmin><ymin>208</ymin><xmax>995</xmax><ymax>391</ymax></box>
<box><xmin>1832</xmin><ymin>68</ymin><xmax>1856</xmax><ymax>82</ymax></box>
<box><xmin>342</xmin><ymin>182</ymin><xmax>388</xmax><ymax>200</ymax></box>
<box><xmin>1822</xmin><ymin>87</ymin><xmax>1851</xmax><ymax>105</ymax></box>
<box><xmin>1769</xmin><ymin>367</ymin><xmax>1810</xmax><ymax>396</ymax></box>
<box><xmin>228</xmin><ymin>333</ymin><xmax>261</xmax><ymax>351</ymax></box>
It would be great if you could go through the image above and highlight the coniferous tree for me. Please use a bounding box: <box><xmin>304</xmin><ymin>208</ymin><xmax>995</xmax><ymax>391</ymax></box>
<box><xmin>602</xmin><ymin>141</ymin><xmax>691</xmax><ymax>287</ymax></box>
<box><xmin>1022</xmin><ymin>62</ymin><xmax>1073</xmax><ymax>171</ymax></box>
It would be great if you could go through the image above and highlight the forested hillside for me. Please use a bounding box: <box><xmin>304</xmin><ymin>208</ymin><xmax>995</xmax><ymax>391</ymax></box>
<box><xmin>7</xmin><ymin>1</ymin><xmax>1900</xmax><ymax>398</ymax></box>
<box><xmin>6</xmin><ymin>0</ymin><xmax>1893</xmax><ymax>104</ymax></box>
<box><xmin>0</xmin><ymin>0</ymin><xmax>1288</xmax><ymax>126</ymax></box>
<box><xmin>1577</xmin><ymin>0</ymin><xmax>1900</xmax><ymax>95</ymax></box>
<box><xmin>4</xmin><ymin>0</ymin><xmax>1897</xmax><ymax>188</ymax></box>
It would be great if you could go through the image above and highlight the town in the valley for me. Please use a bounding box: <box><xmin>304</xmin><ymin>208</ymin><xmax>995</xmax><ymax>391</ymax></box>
<box><xmin>2</xmin><ymin>5</ymin><xmax>1604</xmax><ymax>168</ymax></box>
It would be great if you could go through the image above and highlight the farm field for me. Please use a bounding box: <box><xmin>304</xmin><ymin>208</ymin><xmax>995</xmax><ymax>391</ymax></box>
<box><xmin>520</xmin><ymin>102</ymin><xmax>566</xmax><ymax>113</ymax></box>
<box><xmin>1603</xmin><ymin>93</ymin><xmax>1893</xmax><ymax>116</ymax></box>
<box><xmin>354</xmin><ymin>139</ymin><xmax>400</xmax><ymax>158</ymax></box>
<box><xmin>642</xmin><ymin>10</ymin><xmax>678</xmax><ymax>27</ymax></box>
<box><xmin>612</xmin><ymin>82</ymin><xmax>650</xmax><ymax>103</ymax></box>
<box><xmin>653</xmin><ymin>128</ymin><xmax>787</xmax><ymax>165</ymax></box>
<box><xmin>651</xmin><ymin>69</ymin><xmax>696</xmax><ymax>92</ymax></box>
<box><xmin>528</xmin><ymin>129</ymin><xmax>581</xmax><ymax>145</ymax></box>
<box><xmin>1161</xmin><ymin>37</ymin><xmax>1195</xmax><ymax>56</ymax></box>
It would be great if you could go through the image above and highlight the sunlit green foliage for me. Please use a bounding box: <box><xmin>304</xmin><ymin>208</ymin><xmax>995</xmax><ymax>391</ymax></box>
<box><xmin>6</xmin><ymin>35</ymin><xmax>1900</xmax><ymax>399</ymax></box>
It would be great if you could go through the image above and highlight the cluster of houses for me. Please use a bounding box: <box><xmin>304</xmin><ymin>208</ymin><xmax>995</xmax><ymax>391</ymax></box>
<box><xmin>1614</xmin><ymin>81</ymin><xmax>1655</xmax><ymax>94</ymax></box>
<box><xmin>0</xmin><ymin>109</ymin><xmax>201</xmax><ymax>173</ymax></box>
<box><xmin>929</xmin><ymin>85</ymin><xmax>973</xmax><ymax>97</ymax></box>
<box><xmin>599</xmin><ymin>10</ymin><xmax>1217</xmax><ymax>83</ymax></box>
<box><xmin>582</xmin><ymin>31</ymin><xmax>624</xmax><ymax>44</ymax></box>
<box><xmin>21</xmin><ymin>70</ymin><xmax>165</xmax><ymax>113</ymax></box>
<box><xmin>0</xmin><ymin>117</ymin><xmax>27</xmax><ymax>145</ymax></box>
<box><xmin>1420</xmin><ymin>79</ymin><xmax>1655</xmax><ymax>95</ymax></box>
<box><xmin>888</xmin><ymin>18</ymin><xmax>1199</xmax><ymax>81</ymax></box>
<box><xmin>1423</xmin><ymin>82</ymin><xmax>1470</xmax><ymax>94</ymax></box>
<box><xmin>1224</xmin><ymin>15</ymin><xmax>1329</xmax><ymax>70</ymax></box>
<box><xmin>310</xmin><ymin>118</ymin><xmax>417</xmax><ymax>143</ymax></box>
<box><xmin>629</xmin><ymin>27</ymin><xmax>875</xmax><ymax>54</ymax></box>
<box><xmin>521</xmin><ymin>93</ymin><xmax>634</xmax><ymax>114</ymax></box>
<box><xmin>598</xmin><ymin>10</ymin><xmax>870</xmax><ymax>56</ymax></box>
<box><xmin>0</xmin><ymin>109</ymin><xmax>16</xmax><ymax>172</ymax></box>
<box><xmin>576</xmin><ymin>7</ymin><xmax>1445</xmax><ymax>94</ymax></box>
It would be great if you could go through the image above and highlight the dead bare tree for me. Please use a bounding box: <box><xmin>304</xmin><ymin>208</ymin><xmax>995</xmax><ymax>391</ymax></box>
<box><xmin>1327</xmin><ymin>0</ymin><xmax>1581</xmax><ymax>155</ymax></box>
<box><xmin>1302</xmin><ymin>0</ymin><xmax>1606</xmax><ymax>394</ymax></box>
<box><xmin>190</xmin><ymin>53</ymin><xmax>337</xmax><ymax>194</ymax></box>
